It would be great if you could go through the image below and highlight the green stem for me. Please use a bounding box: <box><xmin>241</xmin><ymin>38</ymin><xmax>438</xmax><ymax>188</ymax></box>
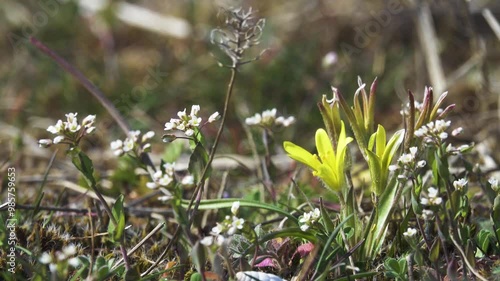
<box><xmin>187</xmin><ymin>68</ymin><xmax>238</xmax><ymax>226</ymax></box>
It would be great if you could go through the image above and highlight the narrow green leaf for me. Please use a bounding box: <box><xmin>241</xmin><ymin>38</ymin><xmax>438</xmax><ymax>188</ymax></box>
<box><xmin>429</xmin><ymin>239</ymin><xmax>440</xmax><ymax>262</ymax></box>
<box><xmin>188</xmin><ymin>144</ymin><xmax>210</xmax><ymax>183</ymax></box>
<box><xmin>108</xmin><ymin>194</ymin><xmax>125</xmax><ymax>242</ymax></box>
<box><xmin>72</xmin><ymin>151</ymin><xmax>97</xmax><ymax>187</ymax></box>
<box><xmin>375</xmin><ymin>125</ymin><xmax>386</xmax><ymax>159</ymax></box>
<box><xmin>190</xmin><ymin>242</ymin><xmax>206</xmax><ymax>278</ymax></box>
<box><xmin>180</xmin><ymin>198</ymin><xmax>297</xmax><ymax>222</ymax></box>
<box><xmin>366</xmin><ymin>150</ymin><xmax>382</xmax><ymax>195</ymax></box>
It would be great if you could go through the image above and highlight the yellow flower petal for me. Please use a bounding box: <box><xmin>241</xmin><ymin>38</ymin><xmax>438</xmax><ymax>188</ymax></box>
<box><xmin>283</xmin><ymin>141</ymin><xmax>321</xmax><ymax>171</ymax></box>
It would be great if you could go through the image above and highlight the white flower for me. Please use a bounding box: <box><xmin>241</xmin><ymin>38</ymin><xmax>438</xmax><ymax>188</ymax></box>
<box><xmin>53</xmin><ymin>136</ymin><xmax>65</xmax><ymax>144</ymax></box>
<box><xmin>421</xmin><ymin>187</ymin><xmax>443</xmax><ymax>205</ymax></box>
<box><xmin>489</xmin><ymin>177</ymin><xmax>498</xmax><ymax>189</ymax></box>
<box><xmin>231</xmin><ymin>201</ymin><xmax>240</xmax><ymax>215</ymax></box>
<box><xmin>185</xmin><ymin>129</ymin><xmax>194</xmax><ymax>136</ymax></box>
<box><xmin>190</xmin><ymin>105</ymin><xmax>200</xmax><ymax>117</ymax></box>
<box><xmin>439</xmin><ymin>132</ymin><xmax>448</xmax><ymax>140</ymax></box>
<box><xmin>417</xmin><ymin>160</ymin><xmax>426</xmax><ymax>168</ymax></box>
<box><xmin>245</xmin><ymin>114</ymin><xmax>261</xmax><ymax>126</ymax></box>
<box><xmin>110</xmin><ymin>140</ymin><xmax>123</xmax><ymax>150</ymax></box>
<box><xmin>403</xmin><ymin>227</ymin><xmax>417</xmax><ymax>237</ymax></box>
<box><xmin>398</xmin><ymin>153</ymin><xmax>414</xmax><ymax>165</ymax></box>
<box><xmin>452</xmin><ymin>127</ymin><xmax>463</xmax><ymax>136</ymax></box>
<box><xmin>453</xmin><ymin>178</ymin><xmax>468</xmax><ymax>191</ymax></box>
<box><xmin>275</xmin><ymin>116</ymin><xmax>296</xmax><ymax>127</ymax></box>
<box><xmin>63</xmin><ymin>244</ymin><xmax>77</xmax><ymax>256</ymax></box>
<box><xmin>38</xmin><ymin>139</ymin><xmax>53</xmax><ymax>148</ymax></box>
<box><xmin>322</xmin><ymin>51</ymin><xmax>338</xmax><ymax>68</ymax></box>
<box><xmin>215</xmin><ymin>235</ymin><xmax>225</xmax><ymax>246</ymax></box>
<box><xmin>123</xmin><ymin>138</ymin><xmax>135</xmax><ymax>152</ymax></box>
<box><xmin>177</xmin><ymin>109</ymin><xmax>187</xmax><ymax>119</ymax></box>
<box><xmin>232</xmin><ymin>217</ymin><xmax>244</xmax><ymax>230</ymax></box>
<box><xmin>164</xmin><ymin>121</ymin><xmax>175</xmax><ymax>131</ymax></box>
<box><xmin>300</xmin><ymin>224</ymin><xmax>310</xmax><ymax>231</ymax></box>
<box><xmin>47</xmin><ymin>120</ymin><xmax>64</xmax><ymax>134</ymax></box>
<box><xmin>208</xmin><ymin>112</ymin><xmax>220</xmax><ymax>123</ymax></box>
<box><xmin>82</xmin><ymin>115</ymin><xmax>96</xmax><ymax>127</ymax></box>
<box><xmin>68</xmin><ymin>257</ymin><xmax>80</xmax><ymax>267</ymax></box>
<box><xmin>422</xmin><ymin>209</ymin><xmax>434</xmax><ymax>220</ymax></box>
<box><xmin>212</xmin><ymin>223</ymin><xmax>223</xmax><ymax>235</ymax></box>
<box><xmin>181</xmin><ymin>175</ymin><xmax>194</xmax><ymax>185</ymax></box>
<box><xmin>200</xmin><ymin>236</ymin><xmax>213</xmax><ymax>246</ymax></box>
<box><xmin>389</xmin><ymin>165</ymin><xmax>398</xmax><ymax>171</ymax></box>
<box><xmin>142</xmin><ymin>131</ymin><xmax>155</xmax><ymax>142</ymax></box>
<box><xmin>311</xmin><ymin>208</ymin><xmax>320</xmax><ymax>221</ymax></box>
<box><xmin>39</xmin><ymin>252</ymin><xmax>52</xmax><ymax>264</ymax></box>
<box><xmin>49</xmin><ymin>263</ymin><xmax>57</xmax><ymax>273</ymax></box>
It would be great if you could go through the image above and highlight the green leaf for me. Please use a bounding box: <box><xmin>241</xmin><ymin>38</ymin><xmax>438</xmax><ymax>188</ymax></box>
<box><xmin>429</xmin><ymin>238</ymin><xmax>441</xmax><ymax>262</ymax></box>
<box><xmin>190</xmin><ymin>242</ymin><xmax>206</xmax><ymax>278</ymax></box>
<box><xmin>180</xmin><ymin>198</ymin><xmax>297</xmax><ymax>222</ymax></box>
<box><xmin>375</xmin><ymin>125</ymin><xmax>386</xmax><ymax>159</ymax></box>
<box><xmin>320</xmin><ymin>198</ymin><xmax>335</xmax><ymax>233</ymax></box>
<box><xmin>72</xmin><ymin>150</ymin><xmax>97</xmax><ymax>187</ymax></box>
<box><xmin>384</xmin><ymin>257</ymin><xmax>400</xmax><ymax>273</ymax></box>
<box><xmin>188</xmin><ymin>144</ymin><xmax>210</xmax><ymax>183</ymax></box>
<box><xmin>108</xmin><ymin>194</ymin><xmax>126</xmax><ymax>242</ymax></box>
<box><xmin>366</xmin><ymin>150</ymin><xmax>382</xmax><ymax>195</ymax></box>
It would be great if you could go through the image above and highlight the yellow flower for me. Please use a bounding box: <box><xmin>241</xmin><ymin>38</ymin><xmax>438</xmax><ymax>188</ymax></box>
<box><xmin>283</xmin><ymin>122</ymin><xmax>353</xmax><ymax>191</ymax></box>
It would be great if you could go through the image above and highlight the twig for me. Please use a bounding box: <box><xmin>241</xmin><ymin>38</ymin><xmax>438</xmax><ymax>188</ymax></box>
<box><xmin>415</xmin><ymin>3</ymin><xmax>446</xmax><ymax>94</ymax></box>
<box><xmin>483</xmin><ymin>8</ymin><xmax>500</xmax><ymax>41</ymax></box>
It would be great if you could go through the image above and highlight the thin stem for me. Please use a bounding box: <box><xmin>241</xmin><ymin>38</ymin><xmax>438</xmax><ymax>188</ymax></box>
<box><xmin>187</xmin><ymin>68</ymin><xmax>238</xmax><ymax>225</ymax></box>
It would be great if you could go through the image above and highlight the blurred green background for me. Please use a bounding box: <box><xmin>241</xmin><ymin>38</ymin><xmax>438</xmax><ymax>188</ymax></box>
<box><xmin>1</xmin><ymin>0</ymin><xmax>499</xmax><ymax>168</ymax></box>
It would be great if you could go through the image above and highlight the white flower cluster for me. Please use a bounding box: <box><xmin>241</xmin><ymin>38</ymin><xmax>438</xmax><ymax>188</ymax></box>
<box><xmin>415</xmin><ymin>120</ymin><xmax>452</xmax><ymax>143</ymax></box>
<box><xmin>164</xmin><ymin>105</ymin><xmax>220</xmax><ymax>137</ymax></box>
<box><xmin>39</xmin><ymin>113</ymin><xmax>96</xmax><ymax>147</ymax></box>
<box><xmin>200</xmin><ymin>201</ymin><xmax>245</xmax><ymax>247</ymax></box>
<box><xmin>245</xmin><ymin>108</ymin><xmax>295</xmax><ymax>128</ymax></box>
<box><xmin>39</xmin><ymin>244</ymin><xmax>80</xmax><ymax>272</ymax></box>
<box><xmin>299</xmin><ymin>208</ymin><xmax>320</xmax><ymax>231</ymax></box>
<box><xmin>390</xmin><ymin>147</ymin><xmax>426</xmax><ymax>174</ymax></box>
<box><xmin>453</xmin><ymin>178</ymin><xmax>468</xmax><ymax>191</ymax></box>
<box><xmin>403</xmin><ymin>227</ymin><xmax>417</xmax><ymax>238</ymax></box>
<box><xmin>422</xmin><ymin>209</ymin><xmax>434</xmax><ymax>220</ymax></box>
<box><xmin>420</xmin><ymin>187</ymin><xmax>443</xmax><ymax>206</ymax></box>
<box><xmin>146</xmin><ymin>162</ymin><xmax>175</xmax><ymax>189</ymax></box>
<box><xmin>110</xmin><ymin>130</ymin><xmax>155</xmax><ymax>157</ymax></box>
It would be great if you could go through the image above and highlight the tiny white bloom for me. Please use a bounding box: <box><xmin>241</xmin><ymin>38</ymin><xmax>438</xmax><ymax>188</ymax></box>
<box><xmin>82</xmin><ymin>115</ymin><xmax>96</xmax><ymax>127</ymax></box>
<box><xmin>49</xmin><ymin>263</ymin><xmax>57</xmax><ymax>273</ymax></box>
<box><xmin>164</xmin><ymin>122</ymin><xmax>175</xmax><ymax>131</ymax></box>
<box><xmin>403</xmin><ymin>227</ymin><xmax>417</xmax><ymax>237</ymax></box>
<box><xmin>388</xmin><ymin>165</ymin><xmax>398</xmax><ymax>171</ymax></box>
<box><xmin>39</xmin><ymin>252</ymin><xmax>52</xmax><ymax>264</ymax></box>
<box><xmin>417</xmin><ymin>160</ymin><xmax>426</xmax><ymax>168</ymax></box>
<box><xmin>232</xmin><ymin>217</ymin><xmax>245</xmax><ymax>230</ymax></box>
<box><xmin>181</xmin><ymin>175</ymin><xmax>194</xmax><ymax>185</ymax></box>
<box><xmin>453</xmin><ymin>178</ymin><xmax>468</xmax><ymax>190</ymax></box>
<box><xmin>177</xmin><ymin>109</ymin><xmax>187</xmax><ymax>119</ymax></box>
<box><xmin>231</xmin><ymin>201</ymin><xmax>240</xmax><ymax>215</ymax></box>
<box><xmin>146</xmin><ymin>182</ymin><xmax>158</xmax><ymax>189</ymax></box>
<box><xmin>53</xmin><ymin>135</ymin><xmax>65</xmax><ymax>144</ymax></box>
<box><xmin>185</xmin><ymin>128</ymin><xmax>194</xmax><ymax>136</ymax></box>
<box><xmin>452</xmin><ymin>127</ymin><xmax>463</xmax><ymax>136</ymax></box>
<box><xmin>123</xmin><ymin>138</ymin><xmax>135</xmax><ymax>152</ymax></box>
<box><xmin>439</xmin><ymin>132</ymin><xmax>448</xmax><ymax>140</ymax></box>
<box><xmin>212</xmin><ymin>224</ymin><xmax>223</xmax><ymax>235</ymax></box>
<box><xmin>47</xmin><ymin>120</ymin><xmax>64</xmax><ymax>134</ymax></box>
<box><xmin>110</xmin><ymin>140</ymin><xmax>123</xmax><ymax>150</ymax></box>
<box><xmin>215</xmin><ymin>235</ymin><xmax>225</xmax><ymax>246</ymax></box>
<box><xmin>420</xmin><ymin>198</ymin><xmax>429</xmax><ymax>205</ymax></box>
<box><xmin>190</xmin><ymin>105</ymin><xmax>200</xmax><ymax>117</ymax></box>
<box><xmin>409</xmin><ymin>147</ymin><xmax>418</xmax><ymax>156</ymax></box>
<box><xmin>142</xmin><ymin>131</ymin><xmax>155</xmax><ymax>142</ymax></box>
<box><xmin>311</xmin><ymin>208</ymin><xmax>321</xmax><ymax>220</ymax></box>
<box><xmin>488</xmin><ymin>177</ymin><xmax>498</xmax><ymax>189</ymax></box>
<box><xmin>68</xmin><ymin>257</ymin><xmax>80</xmax><ymax>267</ymax></box>
<box><xmin>200</xmin><ymin>236</ymin><xmax>213</xmax><ymax>246</ymax></box>
<box><xmin>398</xmin><ymin>153</ymin><xmax>414</xmax><ymax>165</ymax></box>
<box><xmin>300</xmin><ymin>224</ymin><xmax>310</xmax><ymax>231</ymax></box>
<box><xmin>38</xmin><ymin>139</ymin><xmax>53</xmax><ymax>148</ymax></box>
<box><xmin>63</xmin><ymin>244</ymin><xmax>77</xmax><ymax>256</ymax></box>
<box><xmin>422</xmin><ymin>209</ymin><xmax>434</xmax><ymax>220</ymax></box>
<box><xmin>208</xmin><ymin>112</ymin><xmax>220</xmax><ymax>123</ymax></box>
